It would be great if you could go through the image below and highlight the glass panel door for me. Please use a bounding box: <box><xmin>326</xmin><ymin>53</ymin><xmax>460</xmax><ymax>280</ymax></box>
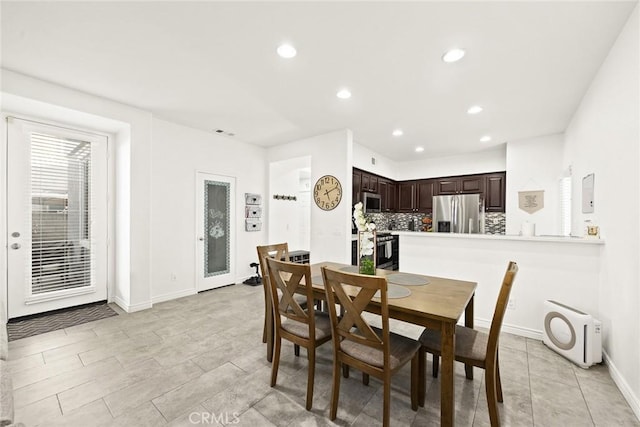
<box><xmin>7</xmin><ymin>118</ymin><xmax>108</xmax><ymax>318</ymax></box>
<box><xmin>196</xmin><ymin>173</ymin><xmax>235</xmax><ymax>291</ymax></box>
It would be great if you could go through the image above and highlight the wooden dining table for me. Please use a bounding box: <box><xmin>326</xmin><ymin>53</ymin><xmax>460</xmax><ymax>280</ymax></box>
<box><xmin>265</xmin><ymin>261</ymin><xmax>477</xmax><ymax>427</ymax></box>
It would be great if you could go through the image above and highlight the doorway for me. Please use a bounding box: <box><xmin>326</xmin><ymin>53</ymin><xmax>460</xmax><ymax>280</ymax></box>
<box><xmin>195</xmin><ymin>172</ymin><xmax>236</xmax><ymax>291</ymax></box>
<box><xmin>6</xmin><ymin>118</ymin><xmax>108</xmax><ymax>318</ymax></box>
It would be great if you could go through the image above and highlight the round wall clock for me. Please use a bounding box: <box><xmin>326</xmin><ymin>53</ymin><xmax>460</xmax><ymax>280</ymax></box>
<box><xmin>313</xmin><ymin>175</ymin><xmax>342</xmax><ymax>211</ymax></box>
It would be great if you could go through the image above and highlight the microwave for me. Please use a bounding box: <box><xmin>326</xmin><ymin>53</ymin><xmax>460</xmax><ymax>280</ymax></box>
<box><xmin>363</xmin><ymin>192</ymin><xmax>381</xmax><ymax>213</ymax></box>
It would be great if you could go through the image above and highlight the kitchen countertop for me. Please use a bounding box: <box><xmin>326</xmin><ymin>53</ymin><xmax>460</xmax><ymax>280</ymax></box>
<box><xmin>389</xmin><ymin>230</ymin><xmax>604</xmax><ymax>244</ymax></box>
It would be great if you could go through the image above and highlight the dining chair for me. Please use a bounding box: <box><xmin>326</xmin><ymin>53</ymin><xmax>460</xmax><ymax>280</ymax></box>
<box><xmin>266</xmin><ymin>257</ymin><xmax>332</xmax><ymax>410</ymax></box>
<box><xmin>321</xmin><ymin>266</ymin><xmax>421</xmax><ymax>427</ymax></box>
<box><xmin>257</xmin><ymin>243</ymin><xmax>307</xmax><ymax>361</ymax></box>
<box><xmin>418</xmin><ymin>261</ymin><xmax>518</xmax><ymax>427</ymax></box>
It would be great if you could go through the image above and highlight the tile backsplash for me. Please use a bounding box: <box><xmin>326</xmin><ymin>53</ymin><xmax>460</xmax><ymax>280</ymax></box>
<box><xmin>361</xmin><ymin>212</ymin><xmax>506</xmax><ymax>235</ymax></box>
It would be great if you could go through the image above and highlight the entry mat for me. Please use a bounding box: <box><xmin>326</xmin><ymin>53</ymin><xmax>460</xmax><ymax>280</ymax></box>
<box><xmin>7</xmin><ymin>301</ymin><xmax>118</xmax><ymax>341</ymax></box>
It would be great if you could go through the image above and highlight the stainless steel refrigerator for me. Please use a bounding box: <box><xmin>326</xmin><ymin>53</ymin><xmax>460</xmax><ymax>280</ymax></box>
<box><xmin>432</xmin><ymin>194</ymin><xmax>483</xmax><ymax>234</ymax></box>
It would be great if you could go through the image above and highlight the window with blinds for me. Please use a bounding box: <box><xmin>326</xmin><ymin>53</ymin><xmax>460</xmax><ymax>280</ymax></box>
<box><xmin>30</xmin><ymin>132</ymin><xmax>93</xmax><ymax>295</ymax></box>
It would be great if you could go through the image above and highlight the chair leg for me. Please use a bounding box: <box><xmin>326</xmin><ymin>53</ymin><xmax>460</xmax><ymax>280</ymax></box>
<box><xmin>306</xmin><ymin>347</ymin><xmax>315</xmax><ymax>410</ymax></box>
<box><xmin>270</xmin><ymin>336</ymin><xmax>281</xmax><ymax>387</ymax></box>
<box><xmin>411</xmin><ymin>353</ymin><xmax>418</xmax><ymax>411</ymax></box>
<box><xmin>496</xmin><ymin>354</ymin><xmax>503</xmax><ymax>403</ymax></box>
<box><xmin>294</xmin><ymin>344</ymin><xmax>300</xmax><ymax>357</ymax></box>
<box><xmin>383</xmin><ymin>375</ymin><xmax>391</xmax><ymax>427</ymax></box>
<box><xmin>362</xmin><ymin>372</ymin><xmax>369</xmax><ymax>386</ymax></box>
<box><xmin>432</xmin><ymin>354</ymin><xmax>439</xmax><ymax>378</ymax></box>
<box><xmin>342</xmin><ymin>364</ymin><xmax>350</xmax><ymax>378</ymax></box>
<box><xmin>418</xmin><ymin>348</ymin><xmax>426</xmax><ymax>407</ymax></box>
<box><xmin>262</xmin><ymin>318</ymin><xmax>267</xmax><ymax>344</ymax></box>
<box><xmin>485</xmin><ymin>366</ymin><xmax>501</xmax><ymax>427</ymax></box>
<box><xmin>330</xmin><ymin>361</ymin><xmax>341</xmax><ymax>421</ymax></box>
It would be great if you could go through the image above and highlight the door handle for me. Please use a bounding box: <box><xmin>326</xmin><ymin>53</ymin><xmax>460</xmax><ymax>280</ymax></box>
<box><xmin>11</xmin><ymin>243</ymin><xmax>21</xmax><ymax>250</ymax></box>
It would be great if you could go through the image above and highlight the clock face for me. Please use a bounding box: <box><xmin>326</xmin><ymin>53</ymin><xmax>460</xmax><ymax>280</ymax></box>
<box><xmin>313</xmin><ymin>175</ymin><xmax>342</xmax><ymax>211</ymax></box>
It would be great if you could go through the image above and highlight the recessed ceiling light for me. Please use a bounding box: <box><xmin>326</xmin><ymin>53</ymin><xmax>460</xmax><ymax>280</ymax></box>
<box><xmin>442</xmin><ymin>48</ymin><xmax>465</xmax><ymax>63</ymax></box>
<box><xmin>336</xmin><ymin>89</ymin><xmax>352</xmax><ymax>99</ymax></box>
<box><xmin>480</xmin><ymin>135</ymin><xmax>492</xmax><ymax>143</ymax></box>
<box><xmin>277</xmin><ymin>43</ymin><xmax>297</xmax><ymax>59</ymax></box>
<box><xmin>415</xmin><ymin>147</ymin><xmax>424</xmax><ymax>153</ymax></box>
<box><xmin>467</xmin><ymin>105</ymin><xmax>483</xmax><ymax>115</ymax></box>
<box><xmin>392</xmin><ymin>129</ymin><xmax>403</xmax><ymax>137</ymax></box>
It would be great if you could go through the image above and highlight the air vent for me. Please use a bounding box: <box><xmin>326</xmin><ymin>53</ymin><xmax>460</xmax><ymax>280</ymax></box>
<box><xmin>213</xmin><ymin>129</ymin><xmax>236</xmax><ymax>137</ymax></box>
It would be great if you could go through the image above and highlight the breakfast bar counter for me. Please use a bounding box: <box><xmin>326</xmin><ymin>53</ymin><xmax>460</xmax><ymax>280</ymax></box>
<box><xmin>393</xmin><ymin>230</ymin><xmax>604</xmax><ymax>340</ymax></box>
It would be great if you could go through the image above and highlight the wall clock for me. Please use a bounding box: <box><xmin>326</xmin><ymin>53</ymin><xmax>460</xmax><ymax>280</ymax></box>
<box><xmin>313</xmin><ymin>175</ymin><xmax>342</xmax><ymax>211</ymax></box>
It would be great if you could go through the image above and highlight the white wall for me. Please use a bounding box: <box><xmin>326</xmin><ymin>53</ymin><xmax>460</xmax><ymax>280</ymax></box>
<box><xmin>564</xmin><ymin>5</ymin><xmax>640</xmax><ymax>418</ymax></box>
<box><xmin>268</xmin><ymin>156</ymin><xmax>311</xmax><ymax>251</ymax></box>
<box><xmin>352</xmin><ymin>142</ymin><xmax>398</xmax><ymax>178</ymax></box>
<box><xmin>1</xmin><ymin>69</ymin><xmax>152</xmax><ymax>312</ymax></box>
<box><xmin>395</xmin><ymin>145</ymin><xmax>507</xmax><ymax>181</ymax></box>
<box><xmin>506</xmin><ymin>134</ymin><xmax>564</xmax><ymax>236</ymax></box>
<box><xmin>151</xmin><ymin>118</ymin><xmax>268</xmax><ymax>301</ymax></box>
<box><xmin>268</xmin><ymin>130</ymin><xmax>353</xmax><ymax>264</ymax></box>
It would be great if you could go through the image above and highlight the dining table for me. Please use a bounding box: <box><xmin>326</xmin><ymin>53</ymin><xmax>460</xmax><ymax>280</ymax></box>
<box><xmin>265</xmin><ymin>261</ymin><xmax>477</xmax><ymax>427</ymax></box>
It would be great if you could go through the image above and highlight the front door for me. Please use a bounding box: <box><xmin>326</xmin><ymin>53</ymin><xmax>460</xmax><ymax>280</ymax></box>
<box><xmin>195</xmin><ymin>173</ymin><xmax>236</xmax><ymax>291</ymax></box>
<box><xmin>6</xmin><ymin>117</ymin><xmax>108</xmax><ymax>318</ymax></box>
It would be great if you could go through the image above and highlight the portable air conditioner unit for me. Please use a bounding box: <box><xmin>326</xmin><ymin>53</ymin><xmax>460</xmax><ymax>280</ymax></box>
<box><xmin>543</xmin><ymin>300</ymin><xmax>602</xmax><ymax>369</ymax></box>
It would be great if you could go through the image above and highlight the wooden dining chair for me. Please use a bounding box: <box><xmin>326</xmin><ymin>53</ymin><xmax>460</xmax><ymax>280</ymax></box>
<box><xmin>257</xmin><ymin>243</ymin><xmax>307</xmax><ymax>362</ymax></box>
<box><xmin>418</xmin><ymin>261</ymin><xmax>518</xmax><ymax>427</ymax></box>
<box><xmin>266</xmin><ymin>257</ymin><xmax>332</xmax><ymax>410</ymax></box>
<box><xmin>321</xmin><ymin>266</ymin><xmax>421</xmax><ymax>427</ymax></box>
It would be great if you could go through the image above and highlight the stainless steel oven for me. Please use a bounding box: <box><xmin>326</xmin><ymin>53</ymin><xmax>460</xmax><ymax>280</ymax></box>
<box><xmin>376</xmin><ymin>233</ymin><xmax>398</xmax><ymax>271</ymax></box>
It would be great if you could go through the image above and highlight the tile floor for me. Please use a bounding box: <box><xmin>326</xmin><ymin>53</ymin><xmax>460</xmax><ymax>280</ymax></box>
<box><xmin>8</xmin><ymin>284</ymin><xmax>639</xmax><ymax>426</ymax></box>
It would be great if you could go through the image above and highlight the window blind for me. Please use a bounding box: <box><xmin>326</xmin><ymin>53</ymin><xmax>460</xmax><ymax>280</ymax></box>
<box><xmin>30</xmin><ymin>132</ymin><xmax>93</xmax><ymax>295</ymax></box>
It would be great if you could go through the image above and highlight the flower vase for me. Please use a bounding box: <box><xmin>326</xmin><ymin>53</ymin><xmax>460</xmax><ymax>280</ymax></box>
<box><xmin>357</xmin><ymin>230</ymin><xmax>377</xmax><ymax>275</ymax></box>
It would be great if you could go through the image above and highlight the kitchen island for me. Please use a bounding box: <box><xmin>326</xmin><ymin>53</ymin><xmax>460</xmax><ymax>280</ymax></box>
<box><xmin>392</xmin><ymin>231</ymin><xmax>604</xmax><ymax>339</ymax></box>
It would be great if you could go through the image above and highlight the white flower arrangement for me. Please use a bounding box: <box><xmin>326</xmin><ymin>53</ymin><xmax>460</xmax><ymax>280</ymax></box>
<box><xmin>353</xmin><ymin>202</ymin><xmax>376</xmax><ymax>256</ymax></box>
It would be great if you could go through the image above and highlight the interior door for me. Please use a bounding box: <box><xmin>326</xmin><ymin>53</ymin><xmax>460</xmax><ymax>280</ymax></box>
<box><xmin>7</xmin><ymin>117</ymin><xmax>108</xmax><ymax>318</ymax></box>
<box><xmin>195</xmin><ymin>172</ymin><xmax>236</xmax><ymax>291</ymax></box>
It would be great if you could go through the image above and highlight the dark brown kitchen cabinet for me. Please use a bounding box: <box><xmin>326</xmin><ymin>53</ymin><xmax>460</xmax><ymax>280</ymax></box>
<box><xmin>485</xmin><ymin>172</ymin><xmax>506</xmax><ymax>212</ymax></box>
<box><xmin>379</xmin><ymin>179</ymin><xmax>397</xmax><ymax>212</ymax></box>
<box><xmin>397</xmin><ymin>179</ymin><xmax>435</xmax><ymax>213</ymax></box>
<box><xmin>397</xmin><ymin>181</ymin><xmax>416</xmax><ymax>212</ymax></box>
<box><xmin>416</xmin><ymin>180</ymin><xmax>435</xmax><ymax>212</ymax></box>
<box><xmin>361</xmin><ymin>173</ymin><xmax>378</xmax><ymax>193</ymax></box>
<box><xmin>352</xmin><ymin>170</ymin><xmax>362</xmax><ymax>205</ymax></box>
<box><xmin>459</xmin><ymin>175</ymin><xmax>485</xmax><ymax>194</ymax></box>
<box><xmin>435</xmin><ymin>175</ymin><xmax>484</xmax><ymax>195</ymax></box>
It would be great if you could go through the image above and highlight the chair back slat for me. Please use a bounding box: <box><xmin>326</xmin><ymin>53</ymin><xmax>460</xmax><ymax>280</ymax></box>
<box><xmin>322</xmin><ymin>267</ymin><xmax>388</xmax><ymax>354</ymax></box>
<box><xmin>256</xmin><ymin>243</ymin><xmax>289</xmax><ymax>287</ymax></box>
<box><xmin>266</xmin><ymin>257</ymin><xmax>315</xmax><ymax>333</ymax></box>
<box><xmin>486</xmin><ymin>261</ymin><xmax>519</xmax><ymax>359</ymax></box>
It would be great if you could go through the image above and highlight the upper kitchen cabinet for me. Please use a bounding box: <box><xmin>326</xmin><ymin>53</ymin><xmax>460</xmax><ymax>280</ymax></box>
<box><xmin>361</xmin><ymin>172</ymin><xmax>378</xmax><ymax>193</ymax></box>
<box><xmin>352</xmin><ymin>169</ymin><xmax>362</xmax><ymax>205</ymax></box>
<box><xmin>397</xmin><ymin>179</ymin><xmax>435</xmax><ymax>213</ymax></box>
<box><xmin>379</xmin><ymin>179</ymin><xmax>397</xmax><ymax>212</ymax></box>
<box><xmin>484</xmin><ymin>172</ymin><xmax>506</xmax><ymax>212</ymax></box>
<box><xmin>397</xmin><ymin>181</ymin><xmax>416</xmax><ymax>212</ymax></box>
<box><xmin>435</xmin><ymin>174</ymin><xmax>484</xmax><ymax>195</ymax></box>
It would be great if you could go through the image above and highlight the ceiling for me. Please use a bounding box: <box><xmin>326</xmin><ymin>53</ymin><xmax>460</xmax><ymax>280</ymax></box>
<box><xmin>1</xmin><ymin>1</ymin><xmax>636</xmax><ymax>161</ymax></box>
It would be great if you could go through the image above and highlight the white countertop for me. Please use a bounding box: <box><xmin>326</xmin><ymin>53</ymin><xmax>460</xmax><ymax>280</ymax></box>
<box><xmin>388</xmin><ymin>230</ymin><xmax>605</xmax><ymax>245</ymax></box>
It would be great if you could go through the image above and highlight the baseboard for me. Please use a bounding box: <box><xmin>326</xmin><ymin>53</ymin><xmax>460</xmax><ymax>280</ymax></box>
<box><xmin>113</xmin><ymin>296</ymin><xmax>152</xmax><ymax>313</ymax></box>
<box><xmin>474</xmin><ymin>317</ymin><xmax>543</xmax><ymax>340</ymax></box>
<box><xmin>603</xmin><ymin>350</ymin><xmax>640</xmax><ymax>422</ymax></box>
<box><xmin>152</xmin><ymin>288</ymin><xmax>197</xmax><ymax>304</ymax></box>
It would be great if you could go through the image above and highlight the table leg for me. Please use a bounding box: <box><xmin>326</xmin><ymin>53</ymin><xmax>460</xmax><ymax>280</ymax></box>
<box><xmin>465</xmin><ymin>294</ymin><xmax>474</xmax><ymax>380</ymax></box>
<box><xmin>441</xmin><ymin>321</ymin><xmax>455</xmax><ymax>427</ymax></box>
